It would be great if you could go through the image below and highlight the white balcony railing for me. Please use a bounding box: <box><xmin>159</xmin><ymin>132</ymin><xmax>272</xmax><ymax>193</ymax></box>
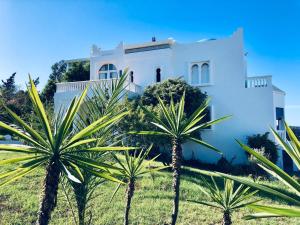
<box><xmin>245</xmin><ymin>76</ymin><xmax>272</xmax><ymax>88</ymax></box>
<box><xmin>56</xmin><ymin>79</ymin><xmax>143</xmax><ymax>95</ymax></box>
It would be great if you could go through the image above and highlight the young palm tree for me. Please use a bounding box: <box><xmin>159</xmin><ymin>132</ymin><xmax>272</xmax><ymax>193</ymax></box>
<box><xmin>131</xmin><ymin>94</ymin><xmax>230</xmax><ymax>225</ymax></box>
<box><xmin>0</xmin><ymin>77</ymin><xmax>135</xmax><ymax>225</ymax></box>
<box><xmin>111</xmin><ymin>145</ymin><xmax>168</xmax><ymax>225</ymax></box>
<box><xmin>216</xmin><ymin>123</ymin><xmax>300</xmax><ymax>219</ymax></box>
<box><xmin>189</xmin><ymin>176</ymin><xmax>259</xmax><ymax>225</ymax></box>
<box><xmin>64</xmin><ymin>72</ymin><xmax>132</xmax><ymax>225</ymax></box>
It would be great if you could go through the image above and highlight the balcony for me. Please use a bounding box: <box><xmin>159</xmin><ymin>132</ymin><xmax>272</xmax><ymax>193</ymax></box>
<box><xmin>245</xmin><ymin>76</ymin><xmax>272</xmax><ymax>88</ymax></box>
<box><xmin>56</xmin><ymin>79</ymin><xmax>143</xmax><ymax>95</ymax></box>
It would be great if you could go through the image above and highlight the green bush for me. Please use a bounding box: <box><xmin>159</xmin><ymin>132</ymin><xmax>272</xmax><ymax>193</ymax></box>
<box><xmin>0</xmin><ymin>135</ymin><xmax>5</xmax><ymax>140</ymax></box>
<box><xmin>247</xmin><ymin>132</ymin><xmax>278</xmax><ymax>163</ymax></box>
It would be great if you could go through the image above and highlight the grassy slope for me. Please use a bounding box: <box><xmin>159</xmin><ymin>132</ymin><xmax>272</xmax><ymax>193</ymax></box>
<box><xmin>0</xmin><ymin>153</ymin><xmax>299</xmax><ymax>225</ymax></box>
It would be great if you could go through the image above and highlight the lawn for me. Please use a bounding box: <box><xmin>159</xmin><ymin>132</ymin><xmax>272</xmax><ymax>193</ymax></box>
<box><xmin>0</xmin><ymin>152</ymin><xmax>299</xmax><ymax>225</ymax></box>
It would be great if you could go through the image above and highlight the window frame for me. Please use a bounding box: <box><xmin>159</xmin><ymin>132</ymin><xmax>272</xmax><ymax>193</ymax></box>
<box><xmin>189</xmin><ymin>61</ymin><xmax>212</xmax><ymax>86</ymax></box>
<box><xmin>98</xmin><ymin>63</ymin><xmax>118</xmax><ymax>80</ymax></box>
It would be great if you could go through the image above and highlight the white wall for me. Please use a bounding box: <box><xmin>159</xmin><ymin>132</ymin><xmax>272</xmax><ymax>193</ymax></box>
<box><xmin>55</xmin><ymin>28</ymin><xmax>285</xmax><ymax>165</ymax></box>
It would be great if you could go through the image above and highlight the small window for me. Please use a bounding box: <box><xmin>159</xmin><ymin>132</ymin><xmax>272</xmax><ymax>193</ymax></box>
<box><xmin>276</xmin><ymin>107</ymin><xmax>284</xmax><ymax>130</ymax></box>
<box><xmin>201</xmin><ymin>63</ymin><xmax>210</xmax><ymax>84</ymax></box>
<box><xmin>130</xmin><ymin>71</ymin><xmax>134</xmax><ymax>83</ymax></box>
<box><xmin>98</xmin><ymin>63</ymin><xmax>117</xmax><ymax>80</ymax></box>
<box><xmin>191</xmin><ymin>64</ymin><xmax>199</xmax><ymax>84</ymax></box>
<box><xmin>156</xmin><ymin>68</ymin><xmax>161</xmax><ymax>82</ymax></box>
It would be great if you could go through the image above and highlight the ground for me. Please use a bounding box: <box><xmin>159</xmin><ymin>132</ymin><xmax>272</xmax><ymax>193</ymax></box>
<box><xmin>0</xmin><ymin>152</ymin><xmax>299</xmax><ymax>225</ymax></box>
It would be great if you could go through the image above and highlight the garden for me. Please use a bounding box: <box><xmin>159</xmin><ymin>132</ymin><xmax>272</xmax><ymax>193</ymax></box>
<box><xmin>0</xmin><ymin>70</ymin><xmax>299</xmax><ymax>225</ymax></box>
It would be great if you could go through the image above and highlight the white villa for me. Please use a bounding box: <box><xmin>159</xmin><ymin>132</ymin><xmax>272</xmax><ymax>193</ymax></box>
<box><xmin>54</xmin><ymin>29</ymin><xmax>290</xmax><ymax>170</ymax></box>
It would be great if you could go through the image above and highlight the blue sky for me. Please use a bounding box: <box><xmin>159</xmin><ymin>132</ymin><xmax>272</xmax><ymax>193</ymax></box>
<box><xmin>0</xmin><ymin>0</ymin><xmax>299</xmax><ymax>125</ymax></box>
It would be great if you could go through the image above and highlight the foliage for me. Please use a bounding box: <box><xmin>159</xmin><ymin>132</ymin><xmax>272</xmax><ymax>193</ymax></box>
<box><xmin>141</xmin><ymin>78</ymin><xmax>207</xmax><ymax>117</ymax></box>
<box><xmin>63</xmin><ymin>72</ymin><xmax>132</xmax><ymax>225</ymax></box>
<box><xmin>118</xmin><ymin>79</ymin><xmax>208</xmax><ymax>165</ymax></box>
<box><xmin>63</xmin><ymin>61</ymin><xmax>90</xmax><ymax>82</ymax></box>
<box><xmin>0</xmin><ymin>77</ymin><xmax>135</xmax><ymax>224</ymax></box>
<box><xmin>131</xmin><ymin>93</ymin><xmax>229</xmax><ymax>225</ymax></box>
<box><xmin>0</xmin><ymin>73</ymin><xmax>39</xmax><ymax>125</ymax></box>
<box><xmin>41</xmin><ymin>61</ymin><xmax>89</xmax><ymax>104</ymax></box>
<box><xmin>1</xmin><ymin>155</ymin><xmax>300</xmax><ymax>224</ymax></box>
<box><xmin>41</xmin><ymin>60</ymin><xmax>67</xmax><ymax>104</ymax></box>
<box><xmin>189</xmin><ymin>176</ymin><xmax>259</xmax><ymax>225</ymax></box>
<box><xmin>247</xmin><ymin>132</ymin><xmax>278</xmax><ymax>164</ymax></box>
<box><xmin>215</xmin><ymin>123</ymin><xmax>300</xmax><ymax>219</ymax></box>
<box><xmin>112</xmin><ymin>146</ymin><xmax>168</xmax><ymax>225</ymax></box>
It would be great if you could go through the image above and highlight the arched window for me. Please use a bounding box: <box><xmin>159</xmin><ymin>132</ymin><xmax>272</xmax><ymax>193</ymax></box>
<box><xmin>130</xmin><ymin>71</ymin><xmax>134</xmax><ymax>83</ymax></box>
<box><xmin>156</xmin><ymin>68</ymin><xmax>161</xmax><ymax>82</ymax></box>
<box><xmin>191</xmin><ymin>64</ymin><xmax>199</xmax><ymax>84</ymax></box>
<box><xmin>98</xmin><ymin>64</ymin><xmax>118</xmax><ymax>79</ymax></box>
<box><xmin>201</xmin><ymin>63</ymin><xmax>210</xmax><ymax>84</ymax></box>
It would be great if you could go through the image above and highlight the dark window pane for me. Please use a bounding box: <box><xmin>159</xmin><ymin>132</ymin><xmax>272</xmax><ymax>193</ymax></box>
<box><xmin>109</xmin><ymin>64</ymin><xmax>117</xmax><ymax>70</ymax></box>
<box><xmin>100</xmin><ymin>64</ymin><xmax>108</xmax><ymax>71</ymax></box>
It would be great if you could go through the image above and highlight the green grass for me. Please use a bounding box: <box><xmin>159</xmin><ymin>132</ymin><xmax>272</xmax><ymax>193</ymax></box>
<box><xmin>0</xmin><ymin>153</ymin><xmax>299</xmax><ymax>225</ymax></box>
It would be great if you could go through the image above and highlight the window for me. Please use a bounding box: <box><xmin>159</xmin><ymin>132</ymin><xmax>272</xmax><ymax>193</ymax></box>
<box><xmin>201</xmin><ymin>63</ymin><xmax>210</xmax><ymax>84</ymax></box>
<box><xmin>276</xmin><ymin>107</ymin><xmax>284</xmax><ymax>130</ymax></box>
<box><xmin>191</xmin><ymin>64</ymin><xmax>199</xmax><ymax>84</ymax></box>
<box><xmin>156</xmin><ymin>68</ymin><xmax>161</xmax><ymax>82</ymax></box>
<box><xmin>130</xmin><ymin>71</ymin><xmax>134</xmax><ymax>83</ymax></box>
<box><xmin>98</xmin><ymin>64</ymin><xmax>118</xmax><ymax>79</ymax></box>
<box><xmin>190</xmin><ymin>62</ymin><xmax>210</xmax><ymax>85</ymax></box>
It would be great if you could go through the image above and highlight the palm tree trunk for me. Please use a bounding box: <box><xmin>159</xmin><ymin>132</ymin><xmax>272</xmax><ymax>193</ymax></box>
<box><xmin>36</xmin><ymin>160</ymin><xmax>61</xmax><ymax>225</ymax></box>
<box><xmin>124</xmin><ymin>179</ymin><xmax>135</xmax><ymax>225</ymax></box>
<box><xmin>222</xmin><ymin>211</ymin><xmax>232</xmax><ymax>225</ymax></box>
<box><xmin>171</xmin><ymin>138</ymin><xmax>182</xmax><ymax>225</ymax></box>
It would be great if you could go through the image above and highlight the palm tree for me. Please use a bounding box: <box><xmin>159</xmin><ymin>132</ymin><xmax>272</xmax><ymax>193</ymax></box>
<box><xmin>64</xmin><ymin>71</ymin><xmax>132</xmax><ymax>225</ymax></box>
<box><xmin>111</xmin><ymin>145</ymin><xmax>168</xmax><ymax>225</ymax></box>
<box><xmin>189</xmin><ymin>176</ymin><xmax>259</xmax><ymax>225</ymax></box>
<box><xmin>0</xmin><ymin>77</ymin><xmax>135</xmax><ymax>225</ymax></box>
<box><xmin>216</xmin><ymin>122</ymin><xmax>300</xmax><ymax>219</ymax></box>
<box><xmin>131</xmin><ymin>94</ymin><xmax>229</xmax><ymax>225</ymax></box>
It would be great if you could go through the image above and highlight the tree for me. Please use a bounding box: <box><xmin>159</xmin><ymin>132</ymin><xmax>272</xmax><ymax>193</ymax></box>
<box><xmin>1</xmin><ymin>72</ymin><xmax>17</xmax><ymax>100</ymax></box>
<box><xmin>0</xmin><ymin>73</ymin><xmax>39</xmax><ymax>124</ymax></box>
<box><xmin>216</xmin><ymin>123</ymin><xmax>300</xmax><ymax>219</ymax></box>
<box><xmin>141</xmin><ymin>78</ymin><xmax>207</xmax><ymax>117</ymax></box>
<box><xmin>131</xmin><ymin>94</ymin><xmax>229</xmax><ymax>225</ymax></box>
<box><xmin>247</xmin><ymin>132</ymin><xmax>278</xmax><ymax>163</ymax></box>
<box><xmin>189</xmin><ymin>177</ymin><xmax>258</xmax><ymax>225</ymax></box>
<box><xmin>0</xmin><ymin>77</ymin><xmax>135</xmax><ymax>225</ymax></box>
<box><xmin>41</xmin><ymin>60</ymin><xmax>67</xmax><ymax>104</ymax></box>
<box><xmin>63</xmin><ymin>61</ymin><xmax>90</xmax><ymax>82</ymax></box>
<box><xmin>65</xmin><ymin>72</ymin><xmax>133</xmax><ymax>225</ymax></box>
<box><xmin>118</xmin><ymin>78</ymin><xmax>208</xmax><ymax>165</ymax></box>
<box><xmin>112</xmin><ymin>146</ymin><xmax>167</xmax><ymax>225</ymax></box>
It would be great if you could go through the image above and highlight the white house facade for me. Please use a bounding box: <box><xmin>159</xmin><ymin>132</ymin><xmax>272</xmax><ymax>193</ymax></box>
<box><xmin>54</xmin><ymin>29</ymin><xmax>288</xmax><ymax>169</ymax></box>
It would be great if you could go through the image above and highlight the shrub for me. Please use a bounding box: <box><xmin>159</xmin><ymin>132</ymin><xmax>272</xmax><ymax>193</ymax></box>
<box><xmin>0</xmin><ymin>135</ymin><xmax>5</xmax><ymax>140</ymax></box>
<box><xmin>247</xmin><ymin>132</ymin><xmax>278</xmax><ymax>164</ymax></box>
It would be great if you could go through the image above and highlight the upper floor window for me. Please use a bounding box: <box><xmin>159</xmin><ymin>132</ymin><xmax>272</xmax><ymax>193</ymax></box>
<box><xmin>201</xmin><ymin>63</ymin><xmax>210</xmax><ymax>84</ymax></box>
<box><xmin>191</xmin><ymin>64</ymin><xmax>199</xmax><ymax>84</ymax></box>
<box><xmin>190</xmin><ymin>62</ymin><xmax>210</xmax><ymax>85</ymax></box>
<box><xmin>98</xmin><ymin>64</ymin><xmax>118</xmax><ymax>79</ymax></box>
<box><xmin>156</xmin><ymin>68</ymin><xmax>161</xmax><ymax>82</ymax></box>
<box><xmin>130</xmin><ymin>71</ymin><xmax>134</xmax><ymax>83</ymax></box>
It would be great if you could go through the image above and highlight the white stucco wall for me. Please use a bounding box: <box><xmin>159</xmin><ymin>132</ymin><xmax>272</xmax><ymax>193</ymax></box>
<box><xmin>54</xmin><ymin>28</ymin><xmax>285</xmax><ymax>166</ymax></box>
